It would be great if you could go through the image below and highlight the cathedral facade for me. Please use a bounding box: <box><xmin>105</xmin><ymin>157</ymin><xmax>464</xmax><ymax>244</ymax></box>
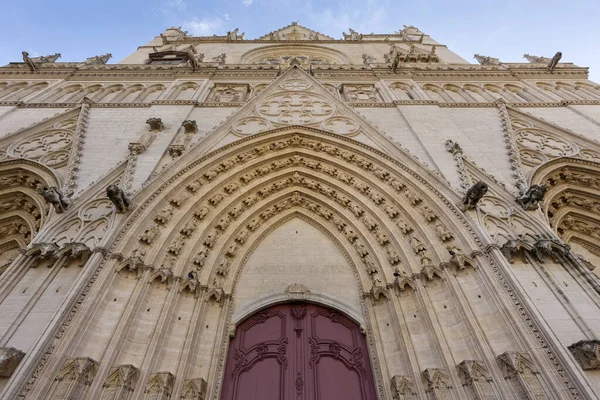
<box><xmin>1</xmin><ymin>23</ymin><xmax>600</xmax><ymax>399</ymax></box>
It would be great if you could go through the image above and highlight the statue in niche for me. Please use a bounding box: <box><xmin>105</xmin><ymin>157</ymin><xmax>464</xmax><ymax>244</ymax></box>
<box><xmin>461</xmin><ymin>181</ymin><xmax>488</xmax><ymax>210</ymax></box>
<box><xmin>106</xmin><ymin>185</ymin><xmax>132</xmax><ymax>213</ymax></box>
<box><xmin>22</xmin><ymin>51</ymin><xmax>37</xmax><ymax>72</ymax></box>
<box><xmin>547</xmin><ymin>52</ymin><xmax>562</xmax><ymax>72</ymax></box>
<box><xmin>38</xmin><ymin>187</ymin><xmax>71</xmax><ymax>213</ymax></box>
<box><xmin>516</xmin><ymin>184</ymin><xmax>547</xmax><ymax>210</ymax></box>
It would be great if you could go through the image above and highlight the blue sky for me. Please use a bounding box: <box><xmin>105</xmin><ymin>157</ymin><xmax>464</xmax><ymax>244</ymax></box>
<box><xmin>0</xmin><ymin>0</ymin><xmax>598</xmax><ymax>82</ymax></box>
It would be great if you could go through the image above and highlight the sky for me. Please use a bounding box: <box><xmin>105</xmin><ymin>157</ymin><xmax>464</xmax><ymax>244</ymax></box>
<box><xmin>0</xmin><ymin>0</ymin><xmax>598</xmax><ymax>82</ymax></box>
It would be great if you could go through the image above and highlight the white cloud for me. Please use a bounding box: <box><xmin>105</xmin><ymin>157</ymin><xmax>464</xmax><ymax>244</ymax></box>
<box><xmin>182</xmin><ymin>16</ymin><xmax>226</xmax><ymax>35</ymax></box>
<box><xmin>242</xmin><ymin>0</ymin><xmax>253</xmax><ymax>5</ymax></box>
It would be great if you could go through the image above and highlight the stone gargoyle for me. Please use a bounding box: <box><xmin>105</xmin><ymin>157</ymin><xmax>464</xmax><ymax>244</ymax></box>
<box><xmin>38</xmin><ymin>187</ymin><xmax>71</xmax><ymax>213</ymax></box>
<box><xmin>461</xmin><ymin>181</ymin><xmax>488</xmax><ymax>210</ymax></box>
<box><xmin>106</xmin><ymin>184</ymin><xmax>131</xmax><ymax>213</ymax></box>
<box><xmin>516</xmin><ymin>184</ymin><xmax>547</xmax><ymax>210</ymax></box>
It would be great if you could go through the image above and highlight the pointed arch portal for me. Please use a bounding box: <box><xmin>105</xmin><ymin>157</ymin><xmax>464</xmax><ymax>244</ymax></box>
<box><xmin>221</xmin><ymin>302</ymin><xmax>378</xmax><ymax>400</ymax></box>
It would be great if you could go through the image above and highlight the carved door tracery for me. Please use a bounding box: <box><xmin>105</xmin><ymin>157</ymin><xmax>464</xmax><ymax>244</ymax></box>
<box><xmin>221</xmin><ymin>303</ymin><xmax>377</xmax><ymax>400</ymax></box>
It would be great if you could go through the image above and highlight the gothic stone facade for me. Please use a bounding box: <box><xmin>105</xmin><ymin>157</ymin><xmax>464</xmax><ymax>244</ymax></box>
<box><xmin>1</xmin><ymin>23</ymin><xmax>600</xmax><ymax>399</ymax></box>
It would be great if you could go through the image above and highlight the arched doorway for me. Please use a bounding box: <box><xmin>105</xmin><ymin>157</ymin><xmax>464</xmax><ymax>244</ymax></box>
<box><xmin>221</xmin><ymin>302</ymin><xmax>378</xmax><ymax>400</ymax></box>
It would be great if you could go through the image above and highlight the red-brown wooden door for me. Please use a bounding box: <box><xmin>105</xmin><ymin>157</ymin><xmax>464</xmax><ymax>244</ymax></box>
<box><xmin>221</xmin><ymin>303</ymin><xmax>378</xmax><ymax>400</ymax></box>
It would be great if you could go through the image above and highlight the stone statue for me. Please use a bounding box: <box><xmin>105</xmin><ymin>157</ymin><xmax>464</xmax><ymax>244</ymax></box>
<box><xmin>309</xmin><ymin>32</ymin><xmax>319</xmax><ymax>40</ymax></box>
<box><xmin>38</xmin><ymin>187</ymin><xmax>71</xmax><ymax>213</ymax></box>
<box><xmin>344</xmin><ymin>28</ymin><xmax>362</xmax><ymax>41</ymax></box>
<box><xmin>212</xmin><ymin>53</ymin><xmax>226</xmax><ymax>65</ymax></box>
<box><xmin>516</xmin><ymin>184</ymin><xmax>547</xmax><ymax>210</ymax></box>
<box><xmin>106</xmin><ymin>184</ymin><xmax>131</xmax><ymax>213</ymax></box>
<box><xmin>523</xmin><ymin>54</ymin><xmax>550</xmax><ymax>64</ymax></box>
<box><xmin>362</xmin><ymin>54</ymin><xmax>375</xmax><ymax>66</ymax></box>
<box><xmin>474</xmin><ymin>54</ymin><xmax>500</xmax><ymax>65</ymax></box>
<box><xmin>187</xmin><ymin>50</ymin><xmax>199</xmax><ymax>70</ymax></box>
<box><xmin>461</xmin><ymin>181</ymin><xmax>488</xmax><ymax>209</ymax></box>
<box><xmin>22</xmin><ymin>51</ymin><xmax>37</xmax><ymax>72</ymax></box>
<box><xmin>547</xmin><ymin>52</ymin><xmax>562</xmax><ymax>72</ymax></box>
<box><xmin>227</xmin><ymin>28</ymin><xmax>244</xmax><ymax>41</ymax></box>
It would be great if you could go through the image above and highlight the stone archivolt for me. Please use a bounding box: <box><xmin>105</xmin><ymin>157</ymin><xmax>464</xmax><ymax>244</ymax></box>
<box><xmin>531</xmin><ymin>158</ymin><xmax>600</xmax><ymax>265</ymax></box>
<box><xmin>0</xmin><ymin>160</ymin><xmax>59</xmax><ymax>273</ymax></box>
<box><xmin>124</xmin><ymin>131</ymin><xmax>471</xmax><ymax>294</ymax></box>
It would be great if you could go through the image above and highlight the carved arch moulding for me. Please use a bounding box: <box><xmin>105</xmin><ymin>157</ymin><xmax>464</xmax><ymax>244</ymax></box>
<box><xmin>109</xmin><ymin>127</ymin><xmax>484</xmax><ymax>292</ymax></box>
<box><xmin>0</xmin><ymin>159</ymin><xmax>59</xmax><ymax>273</ymax></box>
<box><xmin>240</xmin><ymin>44</ymin><xmax>350</xmax><ymax>66</ymax></box>
<box><xmin>530</xmin><ymin>157</ymin><xmax>600</xmax><ymax>271</ymax></box>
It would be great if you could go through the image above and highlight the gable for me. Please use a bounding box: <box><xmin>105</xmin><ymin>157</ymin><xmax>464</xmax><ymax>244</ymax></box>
<box><xmin>258</xmin><ymin>22</ymin><xmax>335</xmax><ymax>41</ymax></box>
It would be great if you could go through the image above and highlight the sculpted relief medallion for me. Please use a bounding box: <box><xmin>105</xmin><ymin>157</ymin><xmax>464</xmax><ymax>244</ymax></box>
<box><xmin>256</xmin><ymin>92</ymin><xmax>334</xmax><ymax>126</ymax></box>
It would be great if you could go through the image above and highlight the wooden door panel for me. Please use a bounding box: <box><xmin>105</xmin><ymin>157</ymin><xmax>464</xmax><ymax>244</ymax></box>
<box><xmin>221</xmin><ymin>303</ymin><xmax>377</xmax><ymax>400</ymax></box>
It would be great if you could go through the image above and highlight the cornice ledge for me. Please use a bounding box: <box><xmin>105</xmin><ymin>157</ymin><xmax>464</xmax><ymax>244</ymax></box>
<box><xmin>196</xmin><ymin>102</ymin><xmax>244</xmax><ymax>108</ymax></box>
<box><xmin>438</xmin><ymin>102</ymin><xmax>496</xmax><ymax>108</ymax></box>
<box><xmin>348</xmin><ymin>102</ymin><xmax>396</xmax><ymax>108</ymax></box>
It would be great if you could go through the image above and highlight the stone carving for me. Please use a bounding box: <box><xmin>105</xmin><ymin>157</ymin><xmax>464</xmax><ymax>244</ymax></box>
<box><xmin>208</xmin><ymin>84</ymin><xmax>248</xmax><ymax>103</ymax></box>
<box><xmin>343</xmin><ymin>28</ymin><xmax>362</xmax><ymax>41</ymax></box>
<box><xmin>106</xmin><ymin>185</ymin><xmax>131</xmax><ymax>213</ymax></box>
<box><xmin>422</xmin><ymin>368</ymin><xmax>452</xmax><ymax>396</ymax></box>
<box><xmin>547</xmin><ymin>51</ymin><xmax>562</xmax><ymax>72</ymax></box>
<box><xmin>83</xmin><ymin>53</ymin><xmax>112</xmax><ymax>65</ymax></box>
<box><xmin>0</xmin><ymin>347</ymin><xmax>25</xmax><ymax>378</ymax></box>
<box><xmin>434</xmin><ymin>222</ymin><xmax>453</xmax><ymax>242</ymax></box>
<box><xmin>568</xmin><ymin>340</ymin><xmax>600</xmax><ymax>370</ymax></box>
<box><xmin>227</xmin><ymin>28</ymin><xmax>244</xmax><ymax>41</ymax></box>
<box><xmin>140</xmin><ymin>222</ymin><xmax>160</xmax><ymax>244</ymax></box>
<box><xmin>257</xmin><ymin>92</ymin><xmax>334</xmax><ymax>126</ymax></box>
<box><xmin>343</xmin><ymin>85</ymin><xmax>380</xmax><ymax>102</ymax></box>
<box><xmin>146</xmin><ymin>117</ymin><xmax>164</xmax><ymax>131</ymax></box>
<box><xmin>212</xmin><ymin>53</ymin><xmax>227</xmax><ymax>65</ymax></box>
<box><xmin>461</xmin><ymin>181</ymin><xmax>488</xmax><ymax>210</ymax></box>
<box><xmin>497</xmin><ymin>351</ymin><xmax>545</xmax><ymax>398</ymax></box>
<box><xmin>38</xmin><ymin>187</ymin><xmax>71</xmax><ymax>213</ymax></box>
<box><xmin>50</xmin><ymin>357</ymin><xmax>99</xmax><ymax>399</ymax></box>
<box><xmin>144</xmin><ymin>371</ymin><xmax>174</xmax><ymax>398</ymax></box>
<box><xmin>31</xmin><ymin>53</ymin><xmax>62</xmax><ymax>63</ymax></box>
<box><xmin>474</xmin><ymin>54</ymin><xmax>501</xmax><ymax>65</ymax></box>
<box><xmin>179</xmin><ymin>120</ymin><xmax>197</xmax><ymax>135</ymax></box>
<box><xmin>101</xmin><ymin>364</ymin><xmax>139</xmax><ymax>397</ymax></box>
<box><xmin>180</xmin><ymin>378</ymin><xmax>207</xmax><ymax>400</ymax></box>
<box><xmin>390</xmin><ymin>375</ymin><xmax>416</xmax><ymax>399</ymax></box>
<box><xmin>285</xmin><ymin>283</ymin><xmax>311</xmax><ymax>300</ymax></box>
<box><xmin>362</xmin><ymin>54</ymin><xmax>376</xmax><ymax>65</ymax></box>
<box><xmin>22</xmin><ymin>51</ymin><xmax>37</xmax><ymax>72</ymax></box>
<box><xmin>516</xmin><ymin>184</ymin><xmax>547</xmax><ymax>210</ymax></box>
<box><xmin>523</xmin><ymin>54</ymin><xmax>551</xmax><ymax>64</ymax></box>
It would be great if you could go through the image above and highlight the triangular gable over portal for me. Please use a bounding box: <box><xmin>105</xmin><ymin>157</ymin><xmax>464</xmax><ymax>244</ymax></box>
<box><xmin>258</xmin><ymin>22</ymin><xmax>335</xmax><ymax>41</ymax></box>
<box><xmin>195</xmin><ymin>65</ymin><xmax>399</xmax><ymax>155</ymax></box>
